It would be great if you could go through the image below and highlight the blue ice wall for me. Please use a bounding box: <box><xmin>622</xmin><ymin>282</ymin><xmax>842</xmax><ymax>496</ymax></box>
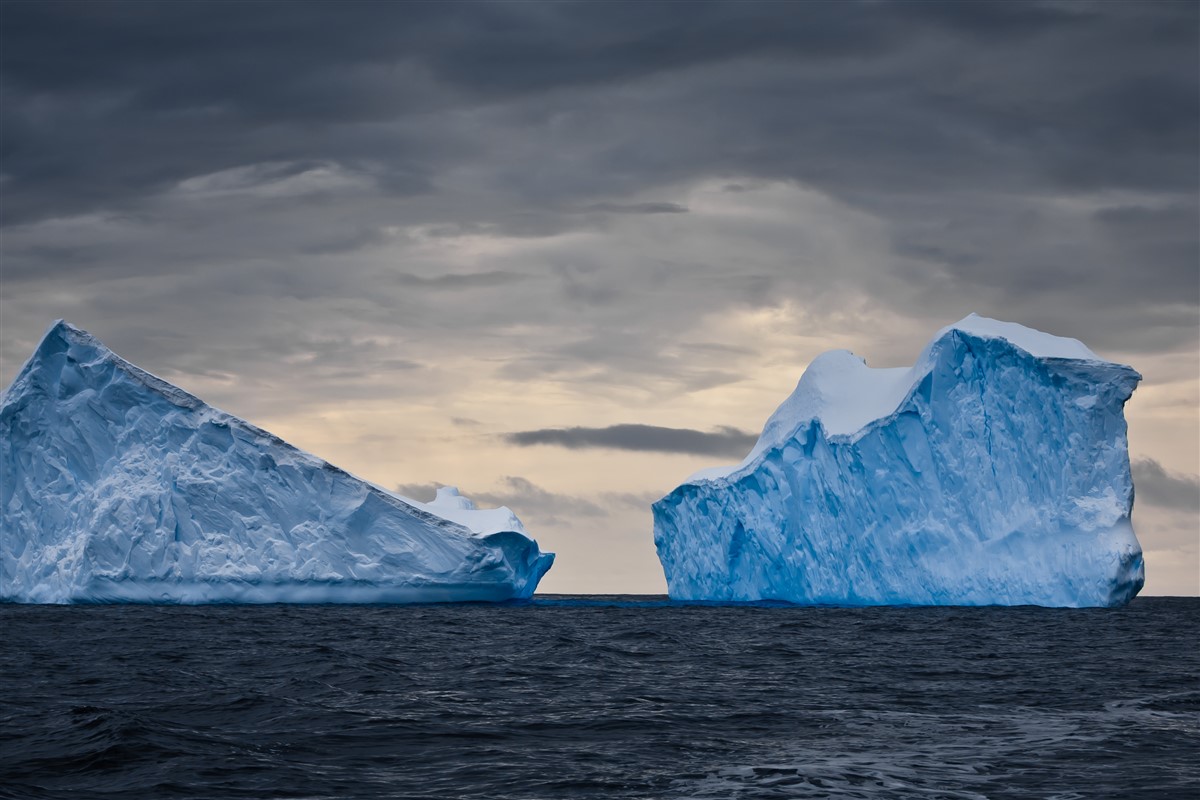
<box><xmin>654</xmin><ymin>324</ymin><xmax>1143</xmax><ymax>607</ymax></box>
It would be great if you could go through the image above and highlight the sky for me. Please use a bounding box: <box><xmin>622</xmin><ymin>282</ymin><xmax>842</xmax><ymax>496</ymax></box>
<box><xmin>2</xmin><ymin>0</ymin><xmax>1197</xmax><ymax>596</ymax></box>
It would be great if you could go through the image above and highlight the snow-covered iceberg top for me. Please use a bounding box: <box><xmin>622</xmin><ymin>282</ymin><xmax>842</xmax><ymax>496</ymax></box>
<box><xmin>401</xmin><ymin>485</ymin><xmax>528</xmax><ymax>537</ymax></box>
<box><xmin>687</xmin><ymin>314</ymin><xmax>1109</xmax><ymax>484</ymax></box>
<box><xmin>1</xmin><ymin>321</ymin><xmax>553</xmax><ymax>604</ymax></box>
<box><xmin>656</xmin><ymin>314</ymin><xmax>1143</xmax><ymax>607</ymax></box>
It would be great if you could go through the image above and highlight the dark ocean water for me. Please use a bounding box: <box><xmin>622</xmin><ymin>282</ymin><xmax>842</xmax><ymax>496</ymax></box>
<box><xmin>1</xmin><ymin>597</ymin><xmax>1197</xmax><ymax>800</ymax></box>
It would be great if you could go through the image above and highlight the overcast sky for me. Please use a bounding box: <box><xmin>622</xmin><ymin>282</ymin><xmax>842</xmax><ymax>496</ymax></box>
<box><xmin>2</xmin><ymin>0</ymin><xmax>1197</xmax><ymax>595</ymax></box>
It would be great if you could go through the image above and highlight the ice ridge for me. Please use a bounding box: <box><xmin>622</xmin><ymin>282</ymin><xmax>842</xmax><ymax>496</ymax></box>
<box><xmin>654</xmin><ymin>315</ymin><xmax>1144</xmax><ymax>607</ymax></box>
<box><xmin>1</xmin><ymin>321</ymin><xmax>554</xmax><ymax>604</ymax></box>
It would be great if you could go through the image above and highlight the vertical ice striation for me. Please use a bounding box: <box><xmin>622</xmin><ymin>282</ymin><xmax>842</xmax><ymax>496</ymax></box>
<box><xmin>1</xmin><ymin>321</ymin><xmax>554</xmax><ymax>604</ymax></box>
<box><xmin>653</xmin><ymin>315</ymin><xmax>1144</xmax><ymax>607</ymax></box>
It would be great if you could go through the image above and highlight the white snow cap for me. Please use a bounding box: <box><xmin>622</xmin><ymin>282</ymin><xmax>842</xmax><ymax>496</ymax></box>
<box><xmin>430</xmin><ymin>486</ymin><xmax>477</xmax><ymax>511</ymax></box>
<box><xmin>396</xmin><ymin>485</ymin><xmax>528</xmax><ymax>536</ymax></box>
<box><xmin>939</xmin><ymin>313</ymin><xmax>1100</xmax><ymax>361</ymax></box>
<box><xmin>689</xmin><ymin>314</ymin><xmax>1111</xmax><ymax>482</ymax></box>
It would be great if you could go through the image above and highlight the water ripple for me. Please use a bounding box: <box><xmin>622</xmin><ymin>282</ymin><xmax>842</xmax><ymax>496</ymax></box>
<box><xmin>0</xmin><ymin>598</ymin><xmax>1196</xmax><ymax>799</ymax></box>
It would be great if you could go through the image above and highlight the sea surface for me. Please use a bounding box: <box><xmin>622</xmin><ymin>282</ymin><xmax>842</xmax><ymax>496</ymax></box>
<box><xmin>1</xmin><ymin>596</ymin><xmax>1197</xmax><ymax>800</ymax></box>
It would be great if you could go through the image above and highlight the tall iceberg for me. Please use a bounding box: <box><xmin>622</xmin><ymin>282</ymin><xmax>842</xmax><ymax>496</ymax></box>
<box><xmin>1</xmin><ymin>321</ymin><xmax>553</xmax><ymax>604</ymax></box>
<box><xmin>653</xmin><ymin>315</ymin><xmax>1144</xmax><ymax>607</ymax></box>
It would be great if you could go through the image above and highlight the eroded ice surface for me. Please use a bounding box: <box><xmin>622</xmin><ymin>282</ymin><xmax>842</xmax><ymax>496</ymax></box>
<box><xmin>1</xmin><ymin>321</ymin><xmax>553</xmax><ymax>604</ymax></box>
<box><xmin>654</xmin><ymin>315</ymin><xmax>1144</xmax><ymax>607</ymax></box>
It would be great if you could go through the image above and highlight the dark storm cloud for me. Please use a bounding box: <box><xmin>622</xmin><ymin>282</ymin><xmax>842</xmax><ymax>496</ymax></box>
<box><xmin>1</xmin><ymin>0</ymin><xmax>1197</xmax><ymax>389</ymax></box>
<box><xmin>1133</xmin><ymin>459</ymin><xmax>1200</xmax><ymax>513</ymax></box>
<box><xmin>506</xmin><ymin>424</ymin><xmax>757</xmax><ymax>457</ymax></box>
<box><xmin>4</xmin><ymin>1</ymin><xmax>1195</xmax><ymax>222</ymax></box>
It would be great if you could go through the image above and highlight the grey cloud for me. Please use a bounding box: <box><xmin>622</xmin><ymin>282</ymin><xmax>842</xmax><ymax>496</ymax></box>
<box><xmin>603</xmin><ymin>490</ymin><xmax>669</xmax><ymax>510</ymax></box>
<box><xmin>394</xmin><ymin>483</ymin><xmax>450</xmax><ymax>503</ymax></box>
<box><xmin>391</xmin><ymin>271</ymin><xmax>528</xmax><ymax>290</ymax></box>
<box><xmin>497</xmin><ymin>325</ymin><xmax>749</xmax><ymax>394</ymax></box>
<box><xmin>506</xmin><ymin>424</ymin><xmax>756</xmax><ymax>457</ymax></box>
<box><xmin>675</xmin><ymin>342</ymin><xmax>758</xmax><ymax>358</ymax></box>
<box><xmin>396</xmin><ymin>477</ymin><xmax>667</xmax><ymax>531</ymax></box>
<box><xmin>582</xmin><ymin>202</ymin><xmax>689</xmax><ymax>215</ymax></box>
<box><xmin>476</xmin><ymin>477</ymin><xmax>607</xmax><ymax>521</ymax></box>
<box><xmin>394</xmin><ymin>476</ymin><xmax>606</xmax><ymax>527</ymax></box>
<box><xmin>4</xmin><ymin>1</ymin><xmax>1195</xmax><ymax>224</ymax></box>
<box><xmin>1133</xmin><ymin>459</ymin><xmax>1200</xmax><ymax>513</ymax></box>
<box><xmin>393</xmin><ymin>482</ymin><xmax>451</xmax><ymax>501</ymax></box>
<box><xmin>300</xmin><ymin>227</ymin><xmax>392</xmax><ymax>256</ymax></box>
<box><xmin>1</xmin><ymin>0</ymin><xmax>1196</xmax><ymax>412</ymax></box>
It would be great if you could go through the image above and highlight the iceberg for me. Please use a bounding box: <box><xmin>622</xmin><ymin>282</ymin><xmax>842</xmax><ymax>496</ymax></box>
<box><xmin>1</xmin><ymin>321</ymin><xmax>553</xmax><ymax>604</ymax></box>
<box><xmin>653</xmin><ymin>315</ymin><xmax>1144</xmax><ymax>607</ymax></box>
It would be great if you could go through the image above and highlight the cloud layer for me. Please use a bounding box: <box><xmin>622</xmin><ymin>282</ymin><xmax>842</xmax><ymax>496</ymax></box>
<box><xmin>1133</xmin><ymin>458</ymin><xmax>1200</xmax><ymax>513</ymax></box>
<box><xmin>506</xmin><ymin>425</ymin><xmax>757</xmax><ymax>457</ymax></box>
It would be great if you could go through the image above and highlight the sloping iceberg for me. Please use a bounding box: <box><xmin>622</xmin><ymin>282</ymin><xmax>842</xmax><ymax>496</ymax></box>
<box><xmin>1</xmin><ymin>321</ymin><xmax>553</xmax><ymax>604</ymax></box>
<box><xmin>653</xmin><ymin>315</ymin><xmax>1144</xmax><ymax>607</ymax></box>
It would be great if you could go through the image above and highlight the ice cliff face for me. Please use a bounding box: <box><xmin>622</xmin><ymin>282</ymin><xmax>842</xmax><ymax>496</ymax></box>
<box><xmin>1</xmin><ymin>321</ymin><xmax>553</xmax><ymax>604</ymax></box>
<box><xmin>653</xmin><ymin>315</ymin><xmax>1144</xmax><ymax>608</ymax></box>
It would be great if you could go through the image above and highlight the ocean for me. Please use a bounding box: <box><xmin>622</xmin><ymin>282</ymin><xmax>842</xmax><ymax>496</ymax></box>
<box><xmin>1</xmin><ymin>597</ymin><xmax>1197</xmax><ymax>799</ymax></box>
